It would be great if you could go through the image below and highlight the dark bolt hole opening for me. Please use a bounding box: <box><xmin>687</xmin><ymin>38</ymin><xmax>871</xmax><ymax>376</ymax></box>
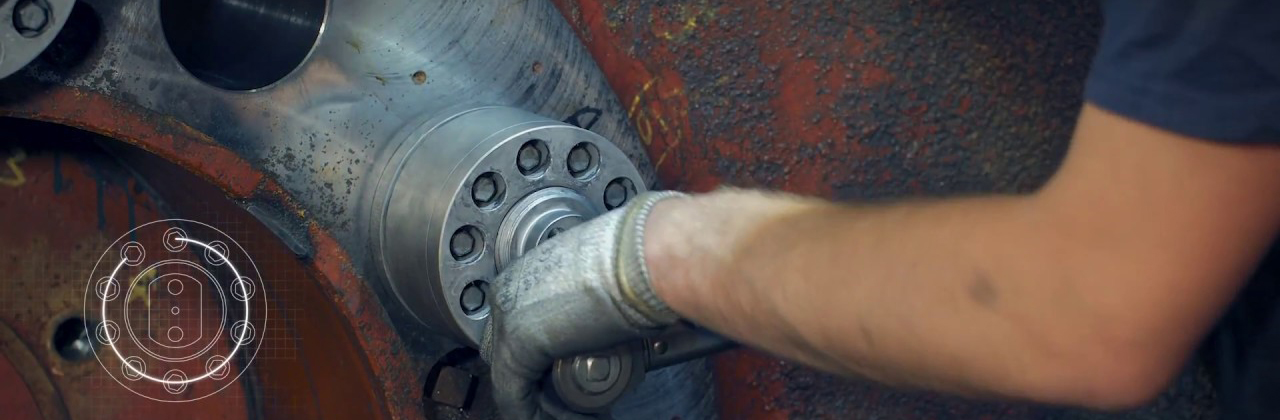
<box><xmin>37</xmin><ymin>1</ymin><xmax>102</xmax><ymax>72</ymax></box>
<box><xmin>159</xmin><ymin>0</ymin><xmax>326</xmax><ymax>91</ymax></box>
<box><xmin>52</xmin><ymin>317</ymin><xmax>94</xmax><ymax>362</ymax></box>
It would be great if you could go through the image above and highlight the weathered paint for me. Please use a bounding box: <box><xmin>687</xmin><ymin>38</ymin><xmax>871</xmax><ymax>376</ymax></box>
<box><xmin>0</xmin><ymin>117</ymin><xmax>425</xmax><ymax>419</ymax></box>
<box><xmin>551</xmin><ymin>0</ymin><xmax>1219</xmax><ymax>418</ymax></box>
<box><xmin>0</xmin><ymin>134</ymin><xmax>251</xmax><ymax>419</ymax></box>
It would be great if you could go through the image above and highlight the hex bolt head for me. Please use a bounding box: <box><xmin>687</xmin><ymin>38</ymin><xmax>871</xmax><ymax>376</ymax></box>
<box><xmin>517</xmin><ymin>143</ymin><xmax>544</xmax><ymax>174</ymax></box>
<box><xmin>460</xmin><ymin>282</ymin><xmax>486</xmax><ymax>314</ymax></box>
<box><xmin>427</xmin><ymin>365</ymin><xmax>478</xmax><ymax>409</ymax></box>
<box><xmin>604</xmin><ymin>179</ymin><xmax>633</xmax><ymax>210</ymax></box>
<box><xmin>567</xmin><ymin>146</ymin><xmax>592</xmax><ymax>174</ymax></box>
<box><xmin>449</xmin><ymin>228</ymin><xmax>476</xmax><ymax>260</ymax></box>
<box><xmin>13</xmin><ymin>0</ymin><xmax>51</xmax><ymax>38</ymax></box>
<box><xmin>471</xmin><ymin>173</ymin><xmax>499</xmax><ymax>206</ymax></box>
<box><xmin>583</xmin><ymin>356</ymin><xmax>611</xmax><ymax>383</ymax></box>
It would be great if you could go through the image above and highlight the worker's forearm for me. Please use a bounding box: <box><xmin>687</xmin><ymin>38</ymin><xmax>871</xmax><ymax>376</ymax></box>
<box><xmin>644</xmin><ymin>189</ymin><xmax>1125</xmax><ymax>406</ymax></box>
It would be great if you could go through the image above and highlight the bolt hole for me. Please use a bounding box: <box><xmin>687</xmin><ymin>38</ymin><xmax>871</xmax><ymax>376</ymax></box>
<box><xmin>516</xmin><ymin>139</ymin><xmax>550</xmax><ymax>177</ymax></box>
<box><xmin>449</xmin><ymin>225</ymin><xmax>484</xmax><ymax>263</ymax></box>
<box><xmin>603</xmin><ymin>178</ymin><xmax>637</xmax><ymax>210</ymax></box>
<box><xmin>36</xmin><ymin>1</ymin><xmax>103</xmax><ymax>74</ymax></box>
<box><xmin>51</xmin><ymin>317</ymin><xmax>94</xmax><ymax>362</ymax></box>
<box><xmin>460</xmin><ymin>280</ymin><xmax>490</xmax><ymax>318</ymax></box>
<box><xmin>566</xmin><ymin>142</ymin><xmax>600</xmax><ymax>181</ymax></box>
<box><xmin>159</xmin><ymin>0</ymin><xmax>326</xmax><ymax>91</ymax></box>
<box><xmin>471</xmin><ymin>171</ymin><xmax>506</xmax><ymax>209</ymax></box>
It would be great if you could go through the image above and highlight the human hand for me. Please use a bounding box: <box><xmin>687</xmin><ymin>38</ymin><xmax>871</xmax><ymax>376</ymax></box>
<box><xmin>480</xmin><ymin>191</ymin><xmax>684</xmax><ymax>419</ymax></box>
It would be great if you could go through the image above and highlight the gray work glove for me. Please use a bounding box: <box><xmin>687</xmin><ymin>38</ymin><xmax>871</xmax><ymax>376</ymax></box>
<box><xmin>480</xmin><ymin>191</ymin><xmax>685</xmax><ymax>419</ymax></box>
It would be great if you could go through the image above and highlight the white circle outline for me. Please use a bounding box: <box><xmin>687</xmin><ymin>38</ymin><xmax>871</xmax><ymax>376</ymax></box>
<box><xmin>102</xmin><ymin>237</ymin><xmax>249</xmax><ymax>385</ymax></box>
<box><xmin>205</xmin><ymin>355</ymin><xmax>230</xmax><ymax>380</ymax></box>
<box><xmin>204</xmin><ymin>240</ymin><xmax>229</xmax><ymax>266</ymax></box>
<box><xmin>231</xmin><ymin>276</ymin><xmax>255</xmax><ymax>301</ymax></box>
<box><xmin>162</xmin><ymin>370</ymin><xmax>189</xmax><ymax>394</ymax></box>
<box><xmin>95</xmin><ymin>276</ymin><xmax>120</xmax><ymax>301</ymax></box>
<box><xmin>121</xmin><ymin>242</ymin><xmax>146</xmax><ymax>266</ymax></box>
<box><xmin>96</xmin><ymin>320</ymin><xmax>120</xmax><ymax>344</ymax></box>
<box><xmin>122</xmin><ymin>356</ymin><xmax>145</xmax><ymax>381</ymax></box>
<box><xmin>230</xmin><ymin>321</ymin><xmax>255</xmax><ymax>345</ymax></box>
<box><xmin>163</xmin><ymin>227</ymin><xmax>188</xmax><ymax>252</ymax></box>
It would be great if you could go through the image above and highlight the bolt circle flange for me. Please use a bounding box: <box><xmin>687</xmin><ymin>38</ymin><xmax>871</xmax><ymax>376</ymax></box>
<box><xmin>374</xmin><ymin>107</ymin><xmax>647</xmax><ymax>347</ymax></box>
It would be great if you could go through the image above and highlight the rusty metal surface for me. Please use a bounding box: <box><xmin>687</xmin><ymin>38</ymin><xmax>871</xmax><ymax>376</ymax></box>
<box><xmin>0</xmin><ymin>92</ymin><xmax>428</xmax><ymax>419</ymax></box>
<box><xmin>0</xmin><ymin>0</ymin><xmax>674</xmax><ymax>414</ymax></box>
<box><xmin>0</xmin><ymin>124</ymin><xmax>252</xmax><ymax>419</ymax></box>
<box><xmin>0</xmin><ymin>118</ymin><xmax>423</xmax><ymax>419</ymax></box>
<box><xmin>0</xmin><ymin>0</ymin><xmax>1225</xmax><ymax>418</ymax></box>
<box><xmin>549</xmin><ymin>0</ymin><xmax>1220</xmax><ymax>418</ymax></box>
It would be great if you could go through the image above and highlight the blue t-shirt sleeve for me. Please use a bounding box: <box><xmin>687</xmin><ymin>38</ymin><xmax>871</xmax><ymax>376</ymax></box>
<box><xmin>1084</xmin><ymin>0</ymin><xmax>1280</xmax><ymax>143</ymax></box>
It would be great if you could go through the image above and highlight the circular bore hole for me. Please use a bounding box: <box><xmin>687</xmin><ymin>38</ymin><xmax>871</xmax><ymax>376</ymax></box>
<box><xmin>516</xmin><ymin>139</ymin><xmax>550</xmax><ymax>177</ymax></box>
<box><xmin>471</xmin><ymin>172</ymin><xmax>506</xmax><ymax>209</ymax></box>
<box><xmin>603</xmin><ymin>178</ymin><xmax>637</xmax><ymax>210</ymax></box>
<box><xmin>449</xmin><ymin>225</ymin><xmax>484</xmax><ymax>263</ymax></box>
<box><xmin>459</xmin><ymin>280</ymin><xmax>490</xmax><ymax>318</ymax></box>
<box><xmin>566</xmin><ymin>142</ymin><xmax>601</xmax><ymax>180</ymax></box>
<box><xmin>159</xmin><ymin>0</ymin><xmax>326</xmax><ymax>91</ymax></box>
<box><xmin>52</xmin><ymin>317</ymin><xmax>94</xmax><ymax>362</ymax></box>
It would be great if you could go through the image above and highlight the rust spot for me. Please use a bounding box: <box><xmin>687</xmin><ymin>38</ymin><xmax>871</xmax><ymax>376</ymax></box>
<box><xmin>531</xmin><ymin>61</ymin><xmax>544</xmax><ymax>74</ymax></box>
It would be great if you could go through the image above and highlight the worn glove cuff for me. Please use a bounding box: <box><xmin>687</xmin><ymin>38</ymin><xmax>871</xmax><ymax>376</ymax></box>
<box><xmin>615</xmin><ymin>191</ymin><xmax>686</xmax><ymax>328</ymax></box>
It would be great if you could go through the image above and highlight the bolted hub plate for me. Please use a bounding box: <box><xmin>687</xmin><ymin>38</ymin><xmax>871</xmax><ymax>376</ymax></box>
<box><xmin>373</xmin><ymin>107</ymin><xmax>646</xmax><ymax>347</ymax></box>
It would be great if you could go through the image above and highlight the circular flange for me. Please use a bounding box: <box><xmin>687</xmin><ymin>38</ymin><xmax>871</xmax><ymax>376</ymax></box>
<box><xmin>374</xmin><ymin>106</ymin><xmax>647</xmax><ymax>347</ymax></box>
<box><xmin>0</xmin><ymin>0</ymin><xmax>75</xmax><ymax>79</ymax></box>
<box><xmin>82</xmin><ymin>219</ymin><xmax>267</xmax><ymax>402</ymax></box>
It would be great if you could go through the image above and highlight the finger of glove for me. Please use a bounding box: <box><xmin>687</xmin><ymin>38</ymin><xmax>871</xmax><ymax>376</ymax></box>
<box><xmin>489</xmin><ymin>340</ymin><xmax>543</xmax><ymax>420</ymax></box>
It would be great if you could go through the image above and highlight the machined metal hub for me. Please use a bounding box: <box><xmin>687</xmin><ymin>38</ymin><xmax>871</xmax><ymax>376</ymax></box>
<box><xmin>374</xmin><ymin>106</ymin><xmax>646</xmax><ymax>346</ymax></box>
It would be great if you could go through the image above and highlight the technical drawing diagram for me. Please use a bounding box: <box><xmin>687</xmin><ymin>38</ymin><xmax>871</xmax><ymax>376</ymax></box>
<box><xmin>84</xmin><ymin>219</ymin><xmax>267</xmax><ymax>402</ymax></box>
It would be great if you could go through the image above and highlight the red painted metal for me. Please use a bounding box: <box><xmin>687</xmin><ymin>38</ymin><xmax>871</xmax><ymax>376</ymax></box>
<box><xmin>0</xmin><ymin>117</ymin><xmax>425</xmax><ymax>419</ymax></box>
<box><xmin>0</xmin><ymin>134</ymin><xmax>251</xmax><ymax>419</ymax></box>
<box><xmin>549</xmin><ymin>1</ymin><xmax>1218</xmax><ymax>418</ymax></box>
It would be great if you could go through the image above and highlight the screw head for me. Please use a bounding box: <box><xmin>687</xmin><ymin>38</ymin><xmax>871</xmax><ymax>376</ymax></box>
<box><xmin>449</xmin><ymin>228</ymin><xmax>476</xmax><ymax>260</ymax></box>
<box><xmin>567</xmin><ymin>147</ymin><xmax>591</xmax><ymax>174</ymax></box>
<box><xmin>604</xmin><ymin>181</ymin><xmax>630</xmax><ymax>209</ymax></box>
<box><xmin>13</xmin><ymin>0</ymin><xmax>51</xmax><ymax>38</ymax></box>
<box><xmin>517</xmin><ymin>143</ymin><xmax>544</xmax><ymax>173</ymax></box>
<box><xmin>471</xmin><ymin>173</ymin><xmax>498</xmax><ymax>206</ymax></box>
<box><xmin>651</xmin><ymin>340</ymin><xmax>668</xmax><ymax>355</ymax></box>
<box><xmin>460</xmin><ymin>283</ymin><xmax>486</xmax><ymax>313</ymax></box>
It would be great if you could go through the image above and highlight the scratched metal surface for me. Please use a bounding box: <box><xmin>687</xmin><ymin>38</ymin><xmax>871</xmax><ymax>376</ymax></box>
<box><xmin>0</xmin><ymin>0</ymin><xmax>673</xmax><ymax>417</ymax></box>
<box><xmin>550</xmin><ymin>0</ymin><xmax>1220</xmax><ymax>418</ymax></box>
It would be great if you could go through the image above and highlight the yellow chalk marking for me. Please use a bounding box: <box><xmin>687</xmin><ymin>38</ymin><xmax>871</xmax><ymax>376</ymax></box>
<box><xmin>0</xmin><ymin>149</ymin><xmax>27</xmax><ymax>187</ymax></box>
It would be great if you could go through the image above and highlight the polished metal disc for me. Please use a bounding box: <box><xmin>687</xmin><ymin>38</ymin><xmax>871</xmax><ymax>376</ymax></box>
<box><xmin>374</xmin><ymin>106</ymin><xmax>646</xmax><ymax>346</ymax></box>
